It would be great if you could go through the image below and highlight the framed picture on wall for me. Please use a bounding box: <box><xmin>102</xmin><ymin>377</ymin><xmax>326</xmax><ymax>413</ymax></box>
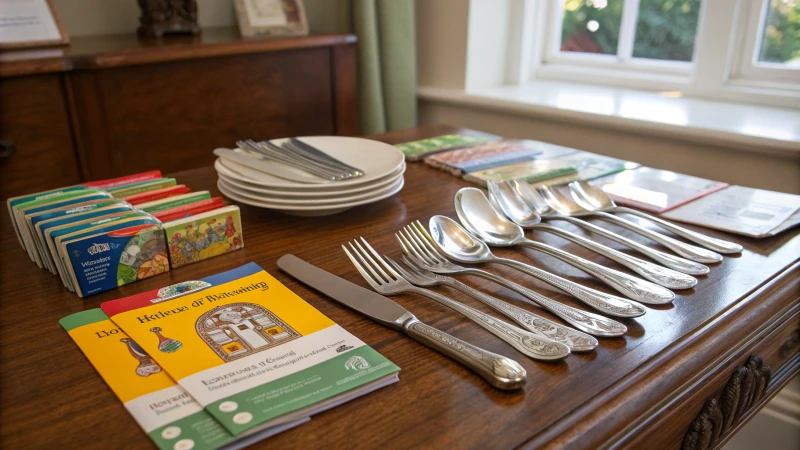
<box><xmin>234</xmin><ymin>0</ymin><xmax>309</xmax><ymax>37</ymax></box>
<box><xmin>0</xmin><ymin>0</ymin><xmax>69</xmax><ymax>49</ymax></box>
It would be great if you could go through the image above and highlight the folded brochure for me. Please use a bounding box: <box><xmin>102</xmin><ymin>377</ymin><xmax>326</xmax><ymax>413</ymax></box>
<box><xmin>61</xmin><ymin>309</ymin><xmax>308</xmax><ymax>450</ymax></box>
<box><xmin>101</xmin><ymin>263</ymin><xmax>400</xmax><ymax>436</ymax></box>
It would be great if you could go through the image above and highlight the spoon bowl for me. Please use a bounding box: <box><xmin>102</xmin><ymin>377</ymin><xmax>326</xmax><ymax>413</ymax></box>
<box><xmin>455</xmin><ymin>188</ymin><xmax>525</xmax><ymax>246</ymax></box>
<box><xmin>487</xmin><ymin>181</ymin><xmax>542</xmax><ymax>227</ymax></box>
<box><xmin>539</xmin><ymin>184</ymin><xmax>593</xmax><ymax>216</ymax></box>
<box><xmin>428</xmin><ymin>215</ymin><xmax>495</xmax><ymax>263</ymax></box>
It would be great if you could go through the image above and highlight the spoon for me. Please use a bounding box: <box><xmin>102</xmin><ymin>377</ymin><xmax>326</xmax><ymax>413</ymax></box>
<box><xmin>429</xmin><ymin>215</ymin><xmax>629</xmax><ymax>336</ymax></box>
<box><xmin>456</xmin><ymin>188</ymin><xmax>674</xmax><ymax>305</ymax></box>
<box><xmin>516</xmin><ymin>181</ymin><xmax>709</xmax><ymax>276</ymax></box>
<box><xmin>570</xmin><ymin>180</ymin><xmax>743</xmax><ymax>254</ymax></box>
<box><xmin>488</xmin><ymin>181</ymin><xmax>698</xmax><ymax>289</ymax></box>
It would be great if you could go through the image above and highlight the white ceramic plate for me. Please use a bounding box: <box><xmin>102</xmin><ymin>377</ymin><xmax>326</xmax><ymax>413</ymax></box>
<box><xmin>218</xmin><ymin>175</ymin><xmax>404</xmax><ymax>205</ymax></box>
<box><xmin>217</xmin><ymin>136</ymin><xmax>404</xmax><ymax>189</ymax></box>
<box><xmin>214</xmin><ymin>159</ymin><xmax>406</xmax><ymax>196</ymax></box>
<box><xmin>217</xmin><ymin>177</ymin><xmax>405</xmax><ymax>216</ymax></box>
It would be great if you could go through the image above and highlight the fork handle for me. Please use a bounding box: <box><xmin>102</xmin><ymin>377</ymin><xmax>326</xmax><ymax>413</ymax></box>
<box><xmin>403</xmin><ymin>319</ymin><xmax>526</xmax><ymax>390</ymax></box>
<box><xmin>517</xmin><ymin>238</ymin><xmax>674</xmax><ymax>304</ymax></box>
<box><xmin>439</xmin><ymin>277</ymin><xmax>598</xmax><ymax>352</ymax></box>
<box><xmin>410</xmin><ymin>287</ymin><xmax>570</xmax><ymax>361</ymax></box>
<box><xmin>591</xmin><ymin>211</ymin><xmax>723</xmax><ymax>263</ymax></box>
<box><xmin>549</xmin><ymin>216</ymin><xmax>710</xmax><ymax>275</ymax></box>
<box><xmin>612</xmin><ymin>206</ymin><xmax>743</xmax><ymax>254</ymax></box>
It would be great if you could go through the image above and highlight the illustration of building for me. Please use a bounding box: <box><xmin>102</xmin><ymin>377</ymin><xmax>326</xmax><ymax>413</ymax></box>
<box><xmin>195</xmin><ymin>302</ymin><xmax>300</xmax><ymax>361</ymax></box>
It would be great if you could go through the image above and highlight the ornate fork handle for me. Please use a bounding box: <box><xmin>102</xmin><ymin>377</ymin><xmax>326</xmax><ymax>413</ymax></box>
<box><xmin>518</xmin><ymin>238</ymin><xmax>673</xmax><ymax>305</ymax></box>
<box><xmin>613</xmin><ymin>206</ymin><xmax>743</xmax><ymax>254</ymax></box>
<box><xmin>487</xmin><ymin>254</ymin><xmax>643</xmax><ymax>318</ymax></box>
<box><xmin>439</xmin><ymin>277</ymin><xmax>598</xmax><ymax>352</ymax></box>
<box><xmin>551</xmin><ymin>216</ymin><xmax>709</xmax><ymax>275</ymax></box>
<box><xmin>409</xmin><ymin>287</ymin><xmax>570</xmax><ymax>361</ymax></box>
<box><xmin>591</xmin><ymin>211</ymin><xmax>723</xmax><ymax>264</ymax></box>
<box><xmin>403</xmin><ymin>319</ymin><xmax>526</xmax><ymax>390</ymax></box>
<box><xmin>532</xmin><ymin>224</ymin><xmax>697</xmax><ymax>290</ymax></box>
<box><xmin>461</xmin><ymin>265</ymin><xmax>627</xmax><ymax>337</ymax></box>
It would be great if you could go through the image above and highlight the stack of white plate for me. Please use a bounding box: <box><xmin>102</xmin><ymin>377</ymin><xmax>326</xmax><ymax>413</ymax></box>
<box><xmin>214</xmin><ymin>136</ymin><xmax>406</xmax><ymax>216</ymax></box>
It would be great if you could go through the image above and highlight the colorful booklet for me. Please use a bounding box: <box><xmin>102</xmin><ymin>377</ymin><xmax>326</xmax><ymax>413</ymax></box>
<box><xmin>395</xmin><ymin>134</ymin><xmax>493</xmax><ymax>161</ymax></box>
<box><xmin>591</xmin><ymin>167</ymin><xmax>729</xmax><ymax>213</ymax></box>
<box><xmin>61</xmin><ymin>308</ymin><xmax>308</xmax><ymax>450</ymax></box>
<box><xmin>83</xmin><ymin>170</ymin><xmax>164</xmax><ymax>189</ymax></box>
<box><xmin>125</xmin><ymin>185</ymin><xmax>191</xmax><ymax>205</ymax></box>
<box><xmin>107</xmin><ymin>178</ymin><xmax>178</xmax><ymax>198</ymax></box>
<box><xmin>424</xmin><ymin>139</ymin><xmax>549</xmax><ymax>176</ymax></box>
<box><xmin>102</xmin><ymin>264</ymin><xmax>400</xmax><ymax>437</ymax></box>
<box><xmin>138</xmin><ymin>191</ymin><xmax>213</xmax><ymax>213</ymax></box>
<box><xmin>163</xmin><ymin>205</ymin><xmax>244</xmax><ymax>268</ymax></box>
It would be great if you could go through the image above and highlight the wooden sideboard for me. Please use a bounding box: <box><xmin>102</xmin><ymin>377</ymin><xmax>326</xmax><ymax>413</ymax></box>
<box><xmin>0</xmin><ymin>125</ymin><xmax>796</xmax><ymax>449</ymax></box>
<box><xmin>0</xmin><ymin>28</ymin><xmax>358</xmax><ymax>200</ymax></box>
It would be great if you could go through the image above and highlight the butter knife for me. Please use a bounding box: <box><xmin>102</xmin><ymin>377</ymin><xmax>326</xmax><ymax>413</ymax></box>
<box><xmin>277</xmin><ymin>254</ymin><xmax>527</xmax><ymax>390</ymax></box>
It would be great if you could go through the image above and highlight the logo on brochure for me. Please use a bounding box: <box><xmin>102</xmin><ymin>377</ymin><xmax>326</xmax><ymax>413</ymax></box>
<box><xmin>335</xmin><ymin>345</ymin><xmax>353</xmax><ymax>353</ymax></box>
<box><xmin>87</xmin><ymin>242</ymin><xmax>111</xmax><ymax>255</ymax></box>
<box><xmin>345</xmin><ymin>356</ymin><xmax>369</xmax><ymax>371</ymax></box>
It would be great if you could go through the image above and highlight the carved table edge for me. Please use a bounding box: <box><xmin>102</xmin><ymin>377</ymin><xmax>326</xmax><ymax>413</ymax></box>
<box><xmin>520</xmin><ymin>261</ymin><xmax>800</xmax><ymax>450</ymax></box>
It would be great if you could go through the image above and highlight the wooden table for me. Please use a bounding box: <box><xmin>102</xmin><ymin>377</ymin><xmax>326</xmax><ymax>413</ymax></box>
<box><xmin>1</xmin><ymin>125</ymin><xmax>798</xmax><ymax>449</ymax></box>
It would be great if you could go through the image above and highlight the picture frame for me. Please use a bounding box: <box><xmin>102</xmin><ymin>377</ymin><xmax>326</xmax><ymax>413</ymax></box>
<box><xmin>233</xmin><ymin>0</ymin><xmax>309</xmax><ymax>38</ymax></box>
<box><xmin>0</xmin><ymin>0</ymin><xmax>69</xmax><ymax>50</ymax></box>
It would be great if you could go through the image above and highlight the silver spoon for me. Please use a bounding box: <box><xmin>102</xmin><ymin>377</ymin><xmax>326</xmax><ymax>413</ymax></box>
<box><xmin>514</xmin><ymin>181</ymin><xmax>709</xmax><ymax>276</ymax></box>
<box><xmin>455</xmin><ymin>188</ymin><xmax>674</xmax><ymax>305</ymax></box>
<box><xmin>488</xmin><ymin>181</ymin><xmax>698</xmax><ymax>289</ymax></box>
<box><xmin>570</xmin><ymin>180</ymin><xmax>742</xmax><ymax>254</ymax></box>
<box><xmin>539</xmin><ymin>184</ymin><xmax>723</xmax><ymax>264</ymax></box>
<box><xmin>428</xmin><ymin>215</ymin><xmax>632</xmax><ymax>335</ymax></box>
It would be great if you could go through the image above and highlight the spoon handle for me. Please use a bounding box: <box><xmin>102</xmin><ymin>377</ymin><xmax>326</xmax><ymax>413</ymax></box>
<box><xmin>591</xmin><ymin>211</ymin><xmax>723</xmax><ymax>264</ymax></box>
<box><xmin>612</xmin><ymin>206</ymin><xmax>743</xmax><ymax>254</ymax></box>
<box><xmin>516</xmin><ymin>239</ymin><xmax>673</xmax><ymax>305</ymax></box>
<box><xmin>531</xmin><ymin>224</ymin><xmax>697</xmax><ymax>290</ymax></box>
<box><xmin>438</xmin><ymin>277</ymin><xmax>598</xmax><ymax>352</ymax></box>
<box><xmin>550</xmin><ymin>216</ymin><xmax>709</xmax><ymax>275</ymax></box>
<box><xmin>463</xmin><ymin>265</ymin><xmax>627</xmax><ymax>337</ymax></box>
<box><xmin>408</xmin><ymin>287</ymin><xmax>570</xmax><ymax>361</ymax></box>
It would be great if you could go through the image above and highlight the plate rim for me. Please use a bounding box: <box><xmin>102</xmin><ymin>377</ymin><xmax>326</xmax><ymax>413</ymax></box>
<box><xmin>218</xmin><ymin>175</ymin><xmax>404</xmax><ymax>205</ymax></box>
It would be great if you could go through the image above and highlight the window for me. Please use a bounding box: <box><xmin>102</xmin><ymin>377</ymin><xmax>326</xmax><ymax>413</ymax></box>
<box><xmin>530</xmin><ymin>0</ymin><xmax>800</xmax><ymax>107</ymax></box>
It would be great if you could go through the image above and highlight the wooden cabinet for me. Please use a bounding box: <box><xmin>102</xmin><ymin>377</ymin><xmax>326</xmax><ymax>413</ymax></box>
<box><xmin>0</xmin><ymin>75</ymin><xmax>82</xmax><ymax>200</ymax></box>
<box><xmin>0</xmin><ymin>29</ymin><xmax>358</xmax><ymax>186</ymax></box>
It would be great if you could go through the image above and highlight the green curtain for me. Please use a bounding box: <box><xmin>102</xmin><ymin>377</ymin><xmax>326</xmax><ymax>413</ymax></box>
<box><xmin>306</xmin><ymin>0</ymin><xmax>417</xmax><ymax>134</ymax></box>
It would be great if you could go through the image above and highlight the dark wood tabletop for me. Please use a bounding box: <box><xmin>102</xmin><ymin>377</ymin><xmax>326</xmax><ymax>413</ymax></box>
<box><xmin>0</xmin><ymin>125</ymin><xmax>798</xmax><ymax>450</ymax></box>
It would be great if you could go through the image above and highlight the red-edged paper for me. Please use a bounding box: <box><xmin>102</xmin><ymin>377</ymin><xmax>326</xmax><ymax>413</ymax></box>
<box><xmin>151</xmin><ymin>197</ymin><xmax>225</xmax><ymax>222</ymax></box>
<box><xmin>108</xmin><ymin>223</ymin><xmax>161</xmax><ymax>237</ymax></box>
<box><xmin>124</xmin><ymin>185</ymin><xmax>191</xmax><ymax>205</ymax></box>
<box><xmin>83</xmin><ymin>170</ymin><xmax>163</xmax><ymax>189</ymax></box>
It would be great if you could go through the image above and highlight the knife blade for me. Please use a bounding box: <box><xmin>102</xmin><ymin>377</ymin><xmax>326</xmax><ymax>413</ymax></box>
<box><xmin>277</xmin><ymin>254</ymin><xmax>527</xmax><ymax>390</ymax></box>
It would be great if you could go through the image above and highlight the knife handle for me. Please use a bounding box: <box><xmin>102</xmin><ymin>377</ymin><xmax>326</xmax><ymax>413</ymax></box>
<box><xmin>403</xmin><ymin>319</ymin><xmax>526</xmax><ymax>390</ymax></box>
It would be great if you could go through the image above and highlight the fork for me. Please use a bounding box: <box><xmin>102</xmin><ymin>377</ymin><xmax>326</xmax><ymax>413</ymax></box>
<box><xmin>392</xmin><ymin>252</ymin><xmax>597</xmax><ymax>353</ymax></box>
<box><xmin>399</xmin><ymin>221</ymin><xmax>628</xmax><ymax>337</ymax></box>
<box><xmin>344</xmin><ymin>238</ymin><xmax>570</xmax><ymax>361</ymax></box>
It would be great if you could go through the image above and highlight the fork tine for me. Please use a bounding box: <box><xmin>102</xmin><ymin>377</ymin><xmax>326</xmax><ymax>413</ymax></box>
<box><xmin>342</xmin><ymin>245</ymin><xmax>383</xmax><ymax>289</ymax></box>
<box><xmin>399</xmin><ymin>228</ymin><xmax>434</xmax><ymax>265</ymax></box>
<box><xmin>401</xmin><ymin>254</ymin><xmax>429</xmax><ymax>275</ymax></box>
<box><xmin>407</xmin><ymin>223</ymin><xmax>444</xmax><ymax>263</ymax></box>
<box><xmin>383</xmin><ymin>255</ymin><xmax>415</xmax><ymax>281</ymax></box>
<box><xmin>359</xmin><ymin>237</ymin><xmax>402</xmax><ymax>280</ymax></box>
<box><xmin>349</xmin><ymin>241</ymin><xmax>388</xmax><ymax>284</ymax></box>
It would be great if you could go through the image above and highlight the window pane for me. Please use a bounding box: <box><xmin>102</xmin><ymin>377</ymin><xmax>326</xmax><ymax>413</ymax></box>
<box><xmin>758</xmin><ymin>0</ymin><xmax>800</xmax><ymax>66</ymax></box>
<box><xmin>632</xmin><ymin>0</ymin><xmax>702</xmax><ymax>62</ymax></box>
<box><xmin>561</xmin><ymin>0</ymin><xmax>623</xmax><ymax>55</ymax></box>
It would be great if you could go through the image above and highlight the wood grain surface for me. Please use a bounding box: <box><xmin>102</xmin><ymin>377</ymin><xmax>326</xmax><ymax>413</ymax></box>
<box><xmin>0</xmin><ymin>125</ymin><xmax>797</xmax><ymax>449</ymax></box>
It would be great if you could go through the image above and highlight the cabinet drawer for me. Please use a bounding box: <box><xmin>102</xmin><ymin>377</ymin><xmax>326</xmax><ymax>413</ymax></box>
<box><xmin>0</xmin><ymin>75</ymin><xmax>81</xmax><ymax>199</ymax></box>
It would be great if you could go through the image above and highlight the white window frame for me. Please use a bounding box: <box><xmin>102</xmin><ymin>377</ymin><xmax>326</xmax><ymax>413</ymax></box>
<box><xmin>524</xmin><ymin>0</ymin><xmax>800</xmax><ymax>108</ymax></box>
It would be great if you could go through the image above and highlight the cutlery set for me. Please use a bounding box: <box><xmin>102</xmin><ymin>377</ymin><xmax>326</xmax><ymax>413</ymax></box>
<box><xmin>282</xmin><ymin>180</ymin><xmax>743</xmax><ymax>391</ymax></box>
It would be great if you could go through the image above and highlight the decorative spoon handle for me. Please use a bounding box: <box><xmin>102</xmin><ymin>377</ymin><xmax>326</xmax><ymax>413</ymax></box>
<box><xmin>531</xmin><ymin>224</ymin><xmax>697</xmax><ymax>290</ymax></box>
<box><xmin>439</xmin><ymin>276</ymin><xmax>598</xmax><ymax>352</ymax></box>
<box><xmin>612</xmin><ymin>206</ymin><xmax>743</xmax><ymax>254</ymax></box>
<box><xmin>550</xmin><ymin>216</ymin><xmax>709</xmax><ymax>275</ymax></box>
<box><xmin>409</xmin><ymin>287</ymin><xmax>570</xmax><ymax>360</ymax></box>
<box><xmin>591</xmin><ymin>211</ymin><xmax>723</xmax><ymax>264</ymax></box>
<box><xmin>478</xmin><ymin>260</ymin><xmax>628</xmax><ymax>336</ymax></box>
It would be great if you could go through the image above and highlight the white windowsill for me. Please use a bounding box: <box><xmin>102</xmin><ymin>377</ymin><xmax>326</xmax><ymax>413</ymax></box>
<box><xmin>417</xmin><ymin>81</ymin><xmax>800</xmax><ymax>158</ymax></box>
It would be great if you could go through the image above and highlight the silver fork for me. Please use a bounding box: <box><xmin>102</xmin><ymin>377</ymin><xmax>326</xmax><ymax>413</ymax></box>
<box><xmin>399</xmin><ymin>221</ymin><xmax>628</xmax><ymax>337</ymax></box>
<box><xmin>393</xmin><ymin>251</ymin><xmax>597</xmax><ymax>353</ymax></box>
<box><xmin>344</xmin><ymin>238</ymin><xmax>569</xmax><ymax>361</ymax></box>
